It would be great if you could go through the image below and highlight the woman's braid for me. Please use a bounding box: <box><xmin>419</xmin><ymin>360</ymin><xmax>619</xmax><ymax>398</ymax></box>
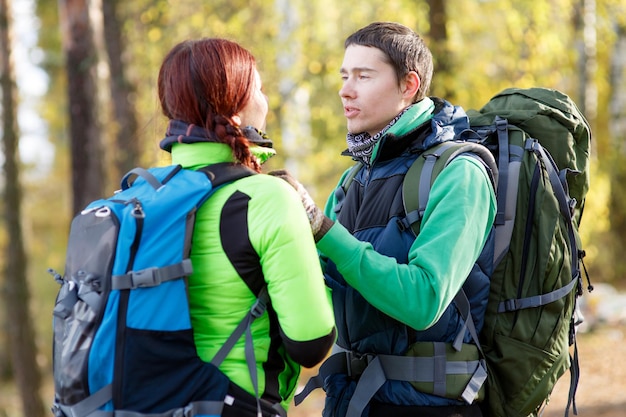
<box><xmin>213</xmin><ymin>115</ymin><xmax>261</xmax><ymax>172</ymax></box>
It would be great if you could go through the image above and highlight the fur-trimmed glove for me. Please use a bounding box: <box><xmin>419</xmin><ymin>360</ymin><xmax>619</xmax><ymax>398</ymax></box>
<box><xmin>268</xmin><ymin>170</ymin><xmax>331</xmax><ymax>239</ymax></box>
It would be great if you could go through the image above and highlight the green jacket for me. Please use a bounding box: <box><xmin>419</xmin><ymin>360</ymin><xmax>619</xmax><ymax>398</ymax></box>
<box><xmin>171</xmin><ymin>142</ymin><xmax>336</xmax><ymax>410</ymax></box>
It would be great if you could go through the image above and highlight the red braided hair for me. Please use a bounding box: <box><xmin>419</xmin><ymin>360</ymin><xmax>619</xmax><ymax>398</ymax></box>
<box><xmin>158</xmin><ymin>38</ymin><xmax>261</xmax><ymax>172</ymax></box>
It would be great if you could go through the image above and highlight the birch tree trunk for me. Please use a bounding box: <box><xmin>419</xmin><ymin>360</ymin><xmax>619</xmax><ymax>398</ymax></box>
<box><xmin>609</xmin><ymin>22</ymin><xmax>626</xmax><ymax>154</ymax></box>
<box><xmin>0</xmin><ymin>0</ymin><xmax>46</xmax><ymax>415</ymax></box>
<box><xmin>575</xmin><ymin>0</ymin><xmax>598</xmax><ymax>134</ymax></box>
<box><xmin>275</xmin><ymin>0</ymin><xmax>312</xmax><ymax>183</ymax></box>
<box><xmin>608</xmin><ymin>19</ymin><xmax>626</xmax><ymax>282</ymax></box>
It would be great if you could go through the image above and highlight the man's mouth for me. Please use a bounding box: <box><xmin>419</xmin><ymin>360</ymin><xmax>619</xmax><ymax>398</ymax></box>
<box><xmin>344</xmin><ymin>106</ymin><xmax>359</xmax><ymax>118</ymax></box>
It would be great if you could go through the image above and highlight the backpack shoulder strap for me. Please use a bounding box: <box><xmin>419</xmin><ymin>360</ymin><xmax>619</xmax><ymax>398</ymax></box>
<box><xmin>110</xmin><ymin>163</ymin><xmax>257</xmax><ymax>292</ymax></box>
<box><xmin>402</xmin><ymin>141</ymin><xmax>497</xmax><ymax>236</ymax></box>
<box><xmin>211</xmin><ymin>287</ymin><xmax>273</xmax><ymax>417</ymax></box>
<box><xmin>119</xmin><ymin>162</ymin><xmax>256</xmax><ymax>192</ymax></box>
<box><xmin>210</xmin><ymin>287</ymin><xmax>270</xmax><ymax>367</ymax></box>
<box><xmin>198</xmin><ymin>162</ymin><xmax>257</xmax><ymax>187</ymax></box>
<box><xmin>333</xmin><ymin>161</ymin><xmax>364</xmax><ymax>214</ymax></box>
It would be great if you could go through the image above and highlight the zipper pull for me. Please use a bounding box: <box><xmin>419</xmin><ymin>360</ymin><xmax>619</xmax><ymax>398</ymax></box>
<box><xmin>132</xmin><ymin>201</ymin><xmax>145</xmax><ymax>219</ymax></box>
<box><xmin>48</xmin><ymin>268</ymin><xmax>64</xmax><ymax>285</ymax></box>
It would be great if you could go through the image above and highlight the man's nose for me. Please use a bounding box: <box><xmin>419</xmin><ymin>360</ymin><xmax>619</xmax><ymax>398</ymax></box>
<box><xmin>339</xmin><ymin>79</ymin><xmax>354</xmax><ymax>98</ymax></box>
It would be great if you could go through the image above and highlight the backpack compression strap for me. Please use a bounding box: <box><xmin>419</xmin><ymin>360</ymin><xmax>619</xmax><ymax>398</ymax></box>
<box><xmin>497</xmin><ymin>138</ymin><xmax>581</xmax><ymax>313</ymax></box>
<box><xmin>112</xmin><ymin>260</ymin><xmax>193</xmax><ymax>290</ymax></box>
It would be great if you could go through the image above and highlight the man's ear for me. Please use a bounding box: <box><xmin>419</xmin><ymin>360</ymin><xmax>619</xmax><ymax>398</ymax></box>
<box><xmin>402</xmin><ymin>71</ymin><xmax>420</xmax><ymax>100</ymax></box>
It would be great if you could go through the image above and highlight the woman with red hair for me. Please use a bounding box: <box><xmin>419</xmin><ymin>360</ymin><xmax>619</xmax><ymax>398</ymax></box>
<box><xmin>156</xmin><ymin>38</ymin><xmax>336</xmax><ymax>416</ymax></box>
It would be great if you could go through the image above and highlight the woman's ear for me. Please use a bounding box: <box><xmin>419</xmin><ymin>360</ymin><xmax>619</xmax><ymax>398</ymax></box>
<box><xmin>402</xmin><ymin>71</ymin><xmax>420</xmax><ymax>100</ymax></box>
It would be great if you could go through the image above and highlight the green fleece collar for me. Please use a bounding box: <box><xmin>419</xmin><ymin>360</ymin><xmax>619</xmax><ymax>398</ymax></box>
<box><xmin>369</xmin><ymin>98</ymin><xmax>435</xmax><ymax>162</ymax></box>
<box><xmin>387</xmin><ymin>97</ymin><xmax>435</xmax><ymax>137</ymax></box>
<box><xmin>170</xmin><ymin>142</ymin><xmax>276</xmax><ymax>170</ymax></box>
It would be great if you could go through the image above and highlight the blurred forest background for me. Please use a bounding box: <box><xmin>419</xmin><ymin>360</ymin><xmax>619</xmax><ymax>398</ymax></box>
<box><xmin>1</xmin><ymin>0</ymin><xmax>625</xmax><ymax>416</ymax></box>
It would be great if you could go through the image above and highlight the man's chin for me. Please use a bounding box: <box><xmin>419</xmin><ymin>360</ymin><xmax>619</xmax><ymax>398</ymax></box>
<box><xmin>346</xmin><ymin>125</ymin><xmax>361</xmax><ymax>135</ymax></box>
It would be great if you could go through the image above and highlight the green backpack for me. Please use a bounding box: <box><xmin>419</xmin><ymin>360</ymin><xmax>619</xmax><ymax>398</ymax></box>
<box><xmin>402</xmin><ymin>87</ymin><xmax>593</xmax><ymax>417</ymax></box>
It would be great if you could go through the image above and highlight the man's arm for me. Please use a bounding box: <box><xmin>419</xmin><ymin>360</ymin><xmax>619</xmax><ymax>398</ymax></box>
<box><xmin>316</xmin><ymin>156</ymin><xmax>496</xmax><ymax>330</ymax></box>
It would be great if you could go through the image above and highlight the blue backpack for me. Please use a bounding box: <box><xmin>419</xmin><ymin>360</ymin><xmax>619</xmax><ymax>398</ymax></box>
<box><xmin>50</xmin><ymin>163</ymin><xmax>285</xmax><ymax>417</ymax></box>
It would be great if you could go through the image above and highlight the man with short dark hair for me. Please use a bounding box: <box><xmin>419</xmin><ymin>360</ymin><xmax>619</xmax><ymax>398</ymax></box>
<box><xmin>274</xmin><ymin>22</ymin><xmax>496</xmax><ymax>417</ymax></box>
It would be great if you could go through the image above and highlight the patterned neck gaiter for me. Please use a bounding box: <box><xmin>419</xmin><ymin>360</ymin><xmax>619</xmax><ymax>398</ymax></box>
<box><xmin>346</xmin><ymin>106</ymin><xmax>411</xmax><ymax>166</ymax></box>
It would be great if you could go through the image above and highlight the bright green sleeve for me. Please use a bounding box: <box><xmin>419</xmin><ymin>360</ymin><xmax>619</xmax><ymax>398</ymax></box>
<box><xmin>317</xmin><ymin>156</ymin><xmax>496</xmax><ymax>330</ymax></box>
<box><xmin>249</xmin><ymin>176</ymin><xmax>335</xmax><ymax>341</ymax></box>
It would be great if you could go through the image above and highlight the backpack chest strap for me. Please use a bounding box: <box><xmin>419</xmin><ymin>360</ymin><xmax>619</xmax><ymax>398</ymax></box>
<box><xmin>111</xmin><ymin>259</ymin><xmax>193</xmax><ymax>290</ymax></box>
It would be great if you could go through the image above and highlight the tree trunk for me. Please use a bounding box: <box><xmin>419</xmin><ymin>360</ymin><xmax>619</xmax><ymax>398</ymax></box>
<box><xmin>0</xmin><ymin>1</ymin><xmax>46</xmax><ymax>416</ymax></box>
<box><xmin>0</xmin><ymin>0</ymin><xmax>12</xmax><ymax>385</ymax></box>
<box><xmin>275</xmin><ymin>0</ymin><xmax>310</xmax><ymax>181</ymax></box>
<box><xmin>609</xmin><ymin>22</ymin><xmax>626</xmax><ymax>153</ymax></box>
<box><xmin>102</xmin><ymin>0</ymin><xmax>140</xmax><ymax>180</ymax></box>
<box><xmin>427</xmin><ymin>0</ymin><xmax>453</xmax><ymax>100</ymax></box>
<box><xmin>574</xmin><ymin>0</ymin><xmax>598</xmax><ymax>132</ymax></box>
<box><xmin>608</xmin><ymin>20</ymin><xmax>626</xmax><ymax>283</ymax></box>
<box><xmin>58</xmin><ymin>0</ymin><xmax>104</xmax><ymax>215</ymax></box>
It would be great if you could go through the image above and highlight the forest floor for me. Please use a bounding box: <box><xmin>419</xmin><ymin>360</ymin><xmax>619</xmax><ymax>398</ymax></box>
<box><xmin>1</xmin><ymin>325</ymin><xmax>624</xmax><ymax>417</ymax></box>
<box><xmin>540</xmin><ymin>324</ymin><xmax>626</xmax><ymax>417</ymax></box>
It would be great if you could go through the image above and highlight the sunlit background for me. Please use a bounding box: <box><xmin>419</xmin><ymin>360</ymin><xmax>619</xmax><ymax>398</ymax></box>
<box><xmin>1</xmin><ymin>0</ymin><xmax>626</xmax><ymax>416</ymax></box>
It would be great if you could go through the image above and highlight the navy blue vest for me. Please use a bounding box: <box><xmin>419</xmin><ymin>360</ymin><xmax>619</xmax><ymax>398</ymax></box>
<box><xmin>325</xmin><ymin>125</ymin><xmax>493</xmax><ymax>408</ymax></box>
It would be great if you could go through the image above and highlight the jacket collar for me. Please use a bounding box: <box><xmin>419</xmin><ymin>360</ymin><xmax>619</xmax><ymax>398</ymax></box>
<box><xmin>342</xmin><ymin>97</ymin><xmax>470</xmax><ymax>165</ymax></box>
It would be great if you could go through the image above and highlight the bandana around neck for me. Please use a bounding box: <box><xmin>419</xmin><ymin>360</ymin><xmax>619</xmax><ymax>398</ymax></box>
<box><xmin>346</xmin><ymin>98</ymin><xmax>434</xmax><ymax>165</ymax></box>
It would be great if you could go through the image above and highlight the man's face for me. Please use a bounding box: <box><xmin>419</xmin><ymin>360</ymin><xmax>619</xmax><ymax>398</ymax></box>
<box><xmin>339</xmin><ymin>45</ymin><xmax>410</xmax><ymax>137</ymax></box>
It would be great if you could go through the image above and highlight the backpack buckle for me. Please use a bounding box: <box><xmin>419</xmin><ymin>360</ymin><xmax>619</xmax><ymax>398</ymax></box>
<box><xmin>569</xmin><ymin>197</ymin><xmax>577</xmax><ymax>217</ymax></box>
<box><xmin>396</xmin><ymin>217</ymin><xmax>409</xmax><ymax>232</ymax></box>
<box><xmin>83</xmin><ymin>273</ymin><xmax>102</xmax><ymax>292</ymax></box>
<box><xmin>132</xmin><ymin>267</ymin><xmax>160</xmax><ymax>288</ymax></box>
<box><xmin>502</xmin><ymin>298</ymin><xmax>519</xmax><ymax>312</ymax></box>
<box><xmin>346</xmin><ymin>352</ymin><xmax>373</xmax><ymax>379</ymax></box>
<box><xmin>172</xmin><ymin>404</ymin><xmax>194</xmax><ymax>417</ymax></box>
<box><xmin>50</xmin><ymin>404</ymin><xmax>63</xmax><ymax>417</ymax></box>
<box><xmin>250</xmin><ymin>298</ymin><xmax>267</xmax><ymax>318</ymax></box>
